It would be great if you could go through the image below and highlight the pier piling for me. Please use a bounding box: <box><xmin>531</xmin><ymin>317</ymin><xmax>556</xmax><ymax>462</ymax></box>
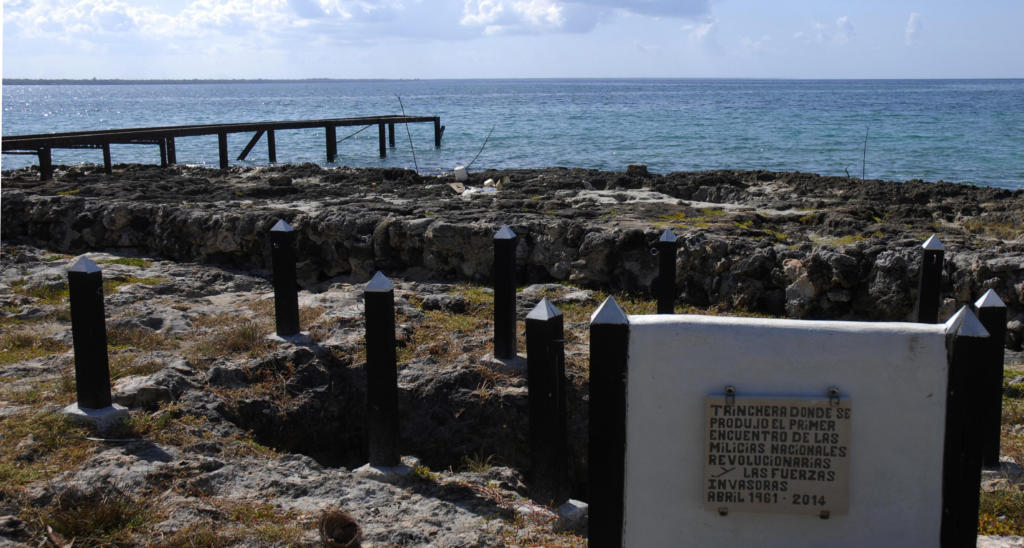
<box><xmin>166</xmin><ymin>137</ymin><xmax>176</xmax><ymax>164</ymax></box>
<box><xmin>378</xmin><ymin>122</ymin><xmax>387</xmax><ymax>158</ymax></box>
<box><xmin>388</xmin><ymin>123</ymin><xmax>396</xmax><ymax>148</ymax></box>
<box><xmin>267</xmin><ymin>130</ymin><xmax>277</xmax><ymax>163</ymax></box>
<box><xmin>38</xmin><ymin>147</ymin><xmax>53</xmax><ymax>180</ymax></box>
<box><xmin>102</xmin><ymin>144</ymin><xmax>112</xmax><ymax>174</ymax></box>
<box><xmin>158</xmin><ymin>139</ymin><xmax>168</xmax><ymax>167</ymax></box>
<box><xmin>326</xmin><ymin>126</ymin><xmax>338</xmax><ymax>163</ymax></box>
<box><xmin>218</xmin><ymin>132</ymin><xmax>229</xmax><ymax>169</ymax></box>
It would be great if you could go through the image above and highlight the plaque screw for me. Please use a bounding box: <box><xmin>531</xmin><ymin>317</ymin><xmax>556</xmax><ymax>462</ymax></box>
<box><xmin>718</xmin><ymin>507</ymin><xmax>728</xmax><ymax>517</ymax></box>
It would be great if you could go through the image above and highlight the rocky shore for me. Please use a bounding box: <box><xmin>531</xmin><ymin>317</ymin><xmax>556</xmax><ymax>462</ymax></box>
<box><xmin>3</xmin><ymin>162</ymin><xmax>1024</xmax><ymax>336</ymax></box>
<box><xmin>3</xmin><ymin>162</ymin><xmax>1024</xmax><ymax>545</ymax></box>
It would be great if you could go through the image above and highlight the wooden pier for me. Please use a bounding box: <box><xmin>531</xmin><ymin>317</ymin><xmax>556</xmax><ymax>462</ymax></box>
<box><xmin>1</xmin><ymin>115</ymin><xmax>445</xmax><ymax>179</ymax></box>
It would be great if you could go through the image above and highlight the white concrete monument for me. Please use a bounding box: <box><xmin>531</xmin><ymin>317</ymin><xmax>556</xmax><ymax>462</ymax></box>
<box><xmin>618</xmin><ymin>312</ymin><xmax>976</xmax><ymax>547</ymax></box>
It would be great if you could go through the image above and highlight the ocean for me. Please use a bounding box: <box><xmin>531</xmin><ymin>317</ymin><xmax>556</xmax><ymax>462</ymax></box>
<box><xmin>2</xmin><ymin>79</ymin><xmax>1023</xmax><ymax>190</ymax></box>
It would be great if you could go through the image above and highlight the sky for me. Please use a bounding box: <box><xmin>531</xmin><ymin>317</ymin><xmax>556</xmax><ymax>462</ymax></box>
<box><xmin>2</xmin><ymin>0</ymin><xmax>1023</xmax><ymax>79</ymax></box>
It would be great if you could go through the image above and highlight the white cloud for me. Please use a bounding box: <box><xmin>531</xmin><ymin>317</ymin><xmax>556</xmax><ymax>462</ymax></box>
<box><xmin>834</xmin><ymin>15</ymin><xmax>852</xmax><ymax>44</ymax></box>
<box><xmin>458</xmin><ymin>0</ymin><xmax>711</xmax><ymax>35</ymax></box>
<box><xmin>2</xmin><ymin>0</ymin><xmax>713</xmax><ymax>59</ymax></box>
<box><xmin>795</xmin><ymin>15</ymin><xmax>853</xmax><ymax>46</ymax></box>
<box><xmin>460</xmin><ymin>0</ymin><xmax>564</xmax><ymax>34</ymax></box>
<box><xmin>685</xmin><ymin>17</ymin><xmax>715</xmax><ymax>44</ymax></box>
<box><xmin>740</xmin><ymin>34</ymin><xmax>773</xmax><ymax>54</ymax></box>
<box><xmin>905</xmin><ymin>12</ymin><xmax>921</xmax><ymax>46</ymax></box>
<box><xmin>576</xmin><ymin>0</ymin><xmax>709</xmax><ymax>18</ymax></box>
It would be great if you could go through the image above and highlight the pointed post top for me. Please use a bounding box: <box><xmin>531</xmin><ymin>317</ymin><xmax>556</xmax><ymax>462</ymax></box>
<box><xmin>527</xmin><ymin>298</ymin><xmax>563</xmax><ymax>321</ymax></box>
<box><xmin>494</xmin><ymin>225</ymin><xmax>517</xmax><ymax>240</ymax></box>
<box><xmin>270</xmin><ymin>219</ymin><xmax>294</xmax><ymax>232</ymax></box>
<box><xmin>365</xmin><ymin>271</ymin><xmax>394</xmax><ymax>293</ymax></box>
<box><xmin>659</xmin><ymin>229</ymin><xmax>678</xmax><ymax>243</ymax></box>
<box><xmin>922</xmin><ymin>234</ymin><xmax>944</xmax><ymax>251</ymax></box>
<box><xmin>68</xmin><ymin>256</ymin><xmax>101</xmax><ymax>274</ymax></box>
<box><xmin>975</xmin><ymin>288</ymin><xmax>1006</xmax><ymax>309</ymax></box>
<box><xmin>944</xmin><ymin>306</ymin><xmax>990</xmax><ymax>338</ymax></box>
<box><xmin>591</xmin><ymin>296</ymin><xmax>629</xmax><ymax>325</ymax></box>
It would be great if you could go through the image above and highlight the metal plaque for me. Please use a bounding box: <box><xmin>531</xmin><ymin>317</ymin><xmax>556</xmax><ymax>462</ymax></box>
<box><xmin>704</xmin><ymin>395</ymin><xmax>851</xmax><ymax>516</ymax></box>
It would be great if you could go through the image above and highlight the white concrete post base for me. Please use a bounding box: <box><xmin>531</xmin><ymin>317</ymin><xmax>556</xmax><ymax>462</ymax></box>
<box><xmin>61</xmin><ymin>403</ymin><xmax>129</xmax><ymax>433</ymax></box>
<box><xmin>556</xmin><ymin>499</ymin><xmax>589</xmax><ymax>532</ymax></box>
<box><xmin>480</xmin><ymin>353</ymin><xmax>526</xmax><ymax>375</ymax></box>
<box><xmin>355</xmin><ymin>455</ymin><xmax>420</xmax><ymax>483</ymax></box>
<box><xmin>266</xmin><ymin>331</ymin><xmax>312</xmax><ymax>345</ymax></box>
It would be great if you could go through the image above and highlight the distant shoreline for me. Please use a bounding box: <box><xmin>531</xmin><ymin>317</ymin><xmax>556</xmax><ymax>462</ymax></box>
<box><xmin>4</xmin><ymin>77</ymin><xmax>1024</xmax><ymax>86</ymax></box>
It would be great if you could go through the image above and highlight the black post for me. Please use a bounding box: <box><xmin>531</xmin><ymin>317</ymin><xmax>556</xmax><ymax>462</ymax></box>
<box><xmin>38</xmin><ymin>147</ymin><xmax>53</xmax><ymax>180</ymax></box>
<box><xmin>975</xmin><ymin>289</ymin><xmax>1007</xmax><ymax>467</ymax></box>
<box><xmin>218</xmin><ymin>132</ymin><xmax>229</xmax><ymax>169</ymax></box>
<box><xmin>434</xmin><ymin>117</ymin><xmax>443</xmax><ymax>148</ymax></box>
<box><xmin>364</xmin><ymin>271</ymin><xmax>400</xmax><ymax>466</ymax></box>
<box><xmin>917</xmin><ymin>234</ymin><xmax>944</xmax><ymax>323</ymax></box>
<box><xmin>589</xmin><ymin>297</ymin><xmax>629</xmax><ymax>548</ymax></box>
<box><xmin>941</xmin><ymin>307</ymin><xmax>989</xmax><ymax>548</ymax></box>
<box><xmin>656</xmin><ymin>229</ymin><xmax>678</xmax><ymax>314</ymax></box>
<box><xmin>326</xmin><ymin>125</ymin><xmax>337</xmax><ymax>163</ymax></box>
<box><xmin>388</xmin><ymin>123</ymin><xmax>396</xmax><ymax>148</ymax></box>
<box><xmin>526</xmin><ymin>298</ymin><xmax>568</xmax><ymax>504</ymax></box>
<box><xmin>493</xmin><ymin>226</ymin><xmax>518</xmax><ymax>359</ymax></box>
<box><xmin>378</xmin><ymin>122</ymin><xmax>387</xmax><ymax>158</ymax></box>
<box><xmin>267</xmin><ymin>129</ymin><xmax>277</xmax><ymax>163</ymax></box>
<box><xmin>270</xmin><ymin>219</ymin><xmax>300</xmax><ymax>337</ymax></box>
<box><xmin>166</xmin><ymin>137</ymin><xmax>176</xmax><ymax>164</ymax></box>
<box><xmin>68</xmin><ymin>257</ymin><xmax>113</xmax><ymax>409</ymax></box>
<box><xmin>102</xmin><ymin>143</ymin><xmax>112</xmax><ymax>175</ymax></box>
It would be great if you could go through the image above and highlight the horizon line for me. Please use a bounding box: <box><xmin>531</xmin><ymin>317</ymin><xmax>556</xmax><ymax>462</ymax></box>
<box><xmin>5</xmin><ymin>76</ymin><xmax>1024</xmax><ymax>85</ymax></box>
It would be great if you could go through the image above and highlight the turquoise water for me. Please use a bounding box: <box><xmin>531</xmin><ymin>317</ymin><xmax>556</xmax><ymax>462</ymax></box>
<box><xmin>3</xmin><ymin>79</ymin><xmax>1023</xmax><ymax>189</ymax></box>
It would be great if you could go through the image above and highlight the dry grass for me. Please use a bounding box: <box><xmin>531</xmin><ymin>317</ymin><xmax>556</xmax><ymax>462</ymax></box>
<box><xmin>188</xmin><ymin>320</ymin><xmax>272</xmax><ymax>361</ymax></box>
<box><xmin>107</xmin><ymin>326</ymin><xmax>178</xmax><ymax>352</ymax></box>
<box><xmin>0</xmin><ymin>412</ymin><xmax>94</xmax><ymax>494</ymax></box>
<box><xmin>9</xmin><ymin>279</ymin><xmax>69</xmax><ymax>305</ymax></box>
<box><xmin>99</xmin><ymin>257</ymin><xmax>153</xmax><ymax>268</ymax></box>
<box><xmin>150</xmin><ymin>501</ymin><xmax>306</xmax><ymax>548</ymax></box>
<box><xmin>962</xmin><ymin>219</ymin><xmax>1024</xmax><ymax>241</ymax></box>
<box><xmin>0</xmin><ymin>331</ymin><xmax>69</xmax><ymax>366</ymax></box>
<box><xmin>27</xmin><ymin>488</ymin><xmax>155</xmax><ymax>547</ymax></box>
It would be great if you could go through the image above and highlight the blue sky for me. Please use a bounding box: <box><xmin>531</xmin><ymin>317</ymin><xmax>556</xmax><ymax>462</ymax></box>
<box><xmin>3</xmin><ymin>0</ymin><xmax>1023</xmax><ymax>79</ymax></box>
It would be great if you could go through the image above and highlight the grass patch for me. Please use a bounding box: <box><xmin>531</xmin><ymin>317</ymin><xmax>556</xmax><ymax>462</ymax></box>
<box><xmin>979</xmin><ymin>489</ymin><xmax>1024</xmax><ymax>535</ymax></box>
<box><xmin>462</xmin><ymin>452</ymin><xmax>498</xmax><ymax>473</ymax></box>
<box><xmin>398</xmin><ymin>309</ymin><xmax>488</xmax><ymax>364</ymax></box>
<box><xmin>107</xmin><ymin>326</ymin><xmax>178</xmax><ymax>352</ymax></box>
<box><xmin>0</xmin><ymin>412</ymin><xmax>94</xmax><ymax>491</ymax></box>
<box><xmin>0</xmin><ymin>331</ymin><xmax>69</xmax><ymax>365</ymax></box>
<box><xmin>809</xmin><ymin>233</ymin><xmax>882</xmax><ymax>247</ymax></box>
<box><xmin>109</xmin><ymin>353</ymin><xmax>165</xmax><ymax>380</ymax></box>
<box><xmin>29</xmin><ymin>488</ymin><xmax>155</xmax><ymax>547</ymax></box>
<box><xmin>103</xmin><ymin>275</ymin><xmax>167</xmax><ymax>293</ymax></box>
<box><xmin>152</xmin><ymin>523</ymin><xmax>238</xmax><ymax>548</ymax></box>
<box><xmin>963</xmin><ymin>219</ymin><xmax>1024</xmax><ymax>240</ymax></box>
<box><xmin>56</xmin><ymin>189</ymin><xmax>81</xmax><ymax>196</ymax></box>
<box><xmin>99</xmin><ymin>257</ymin><xmax>153</xmax><ymax>268</ymax></box>
<box><xmin>190</xmin><ymin>320</ymin><xmax>272</xmax><ymax>360</ymax></box>
<box><xmin>10</xmin><ymin>279</ymin><xmax>69</xmax><ymax>305</ymax></box>
<box><xmin>450</xmin><ymin>284</ymin><xmax>494</xmax><ymax>311</ymax></box>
